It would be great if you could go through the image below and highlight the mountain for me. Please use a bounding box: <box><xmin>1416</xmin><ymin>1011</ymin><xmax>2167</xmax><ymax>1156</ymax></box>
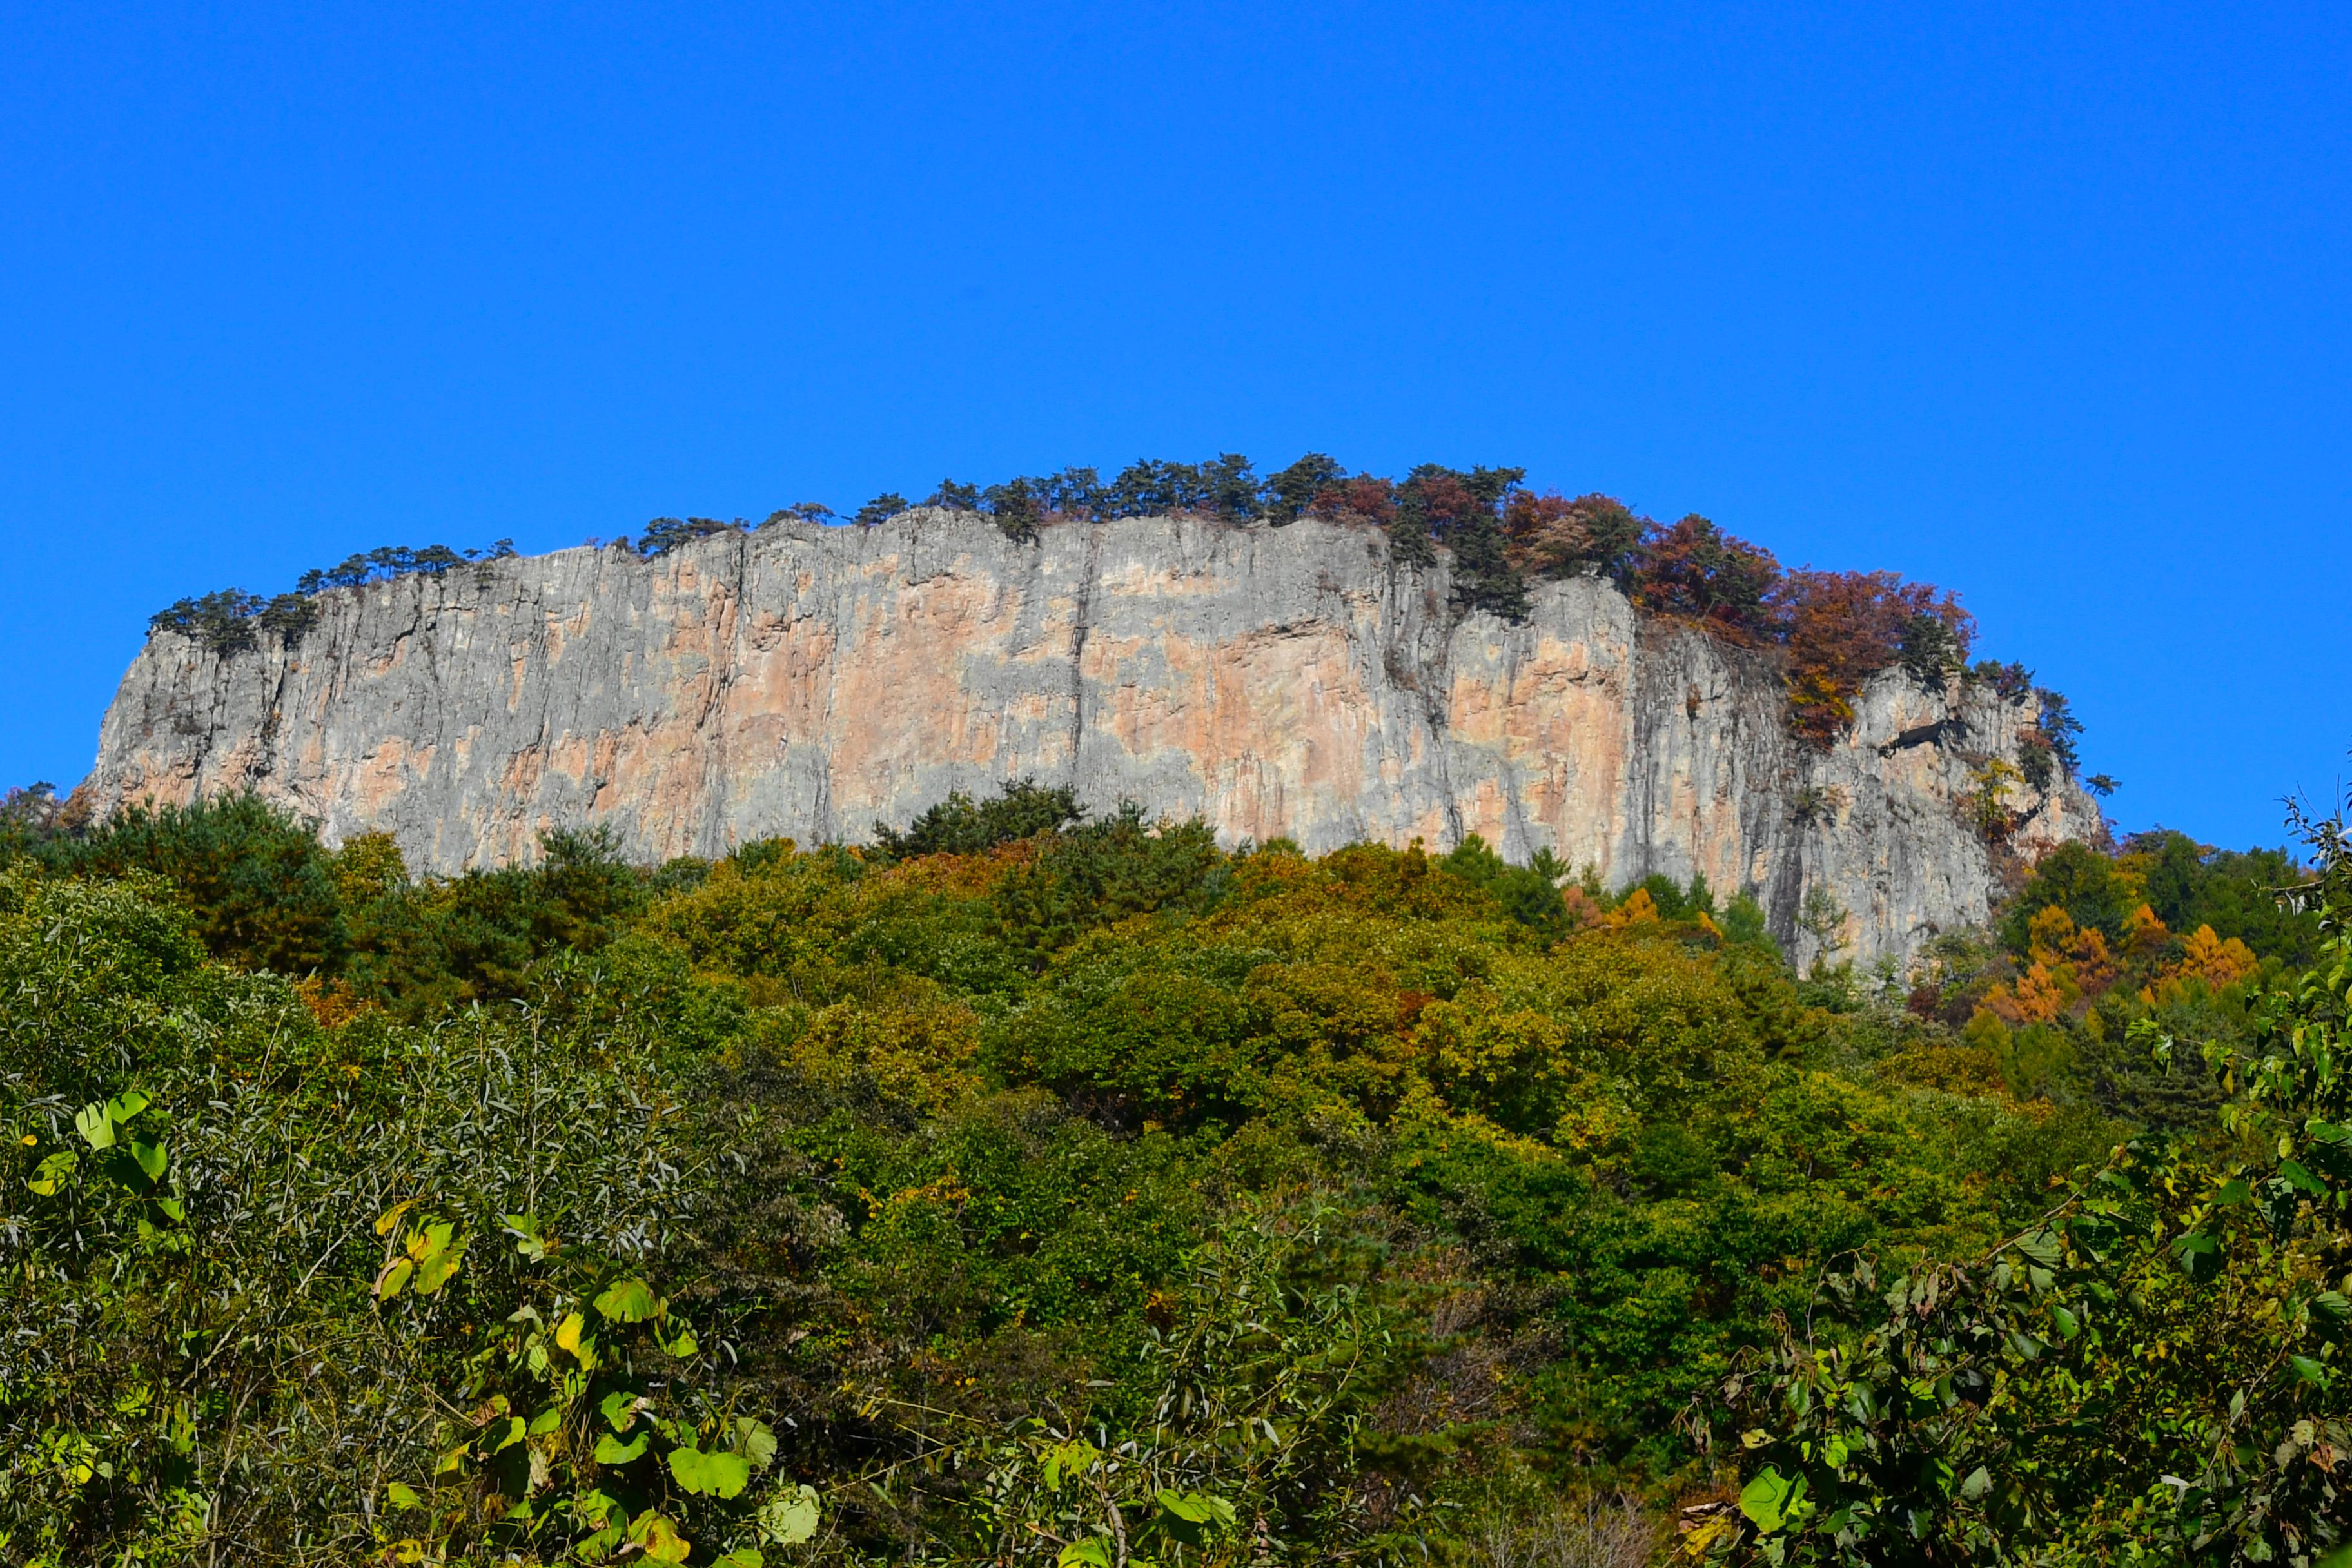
<box><xmin>88</xmin><ymin>509</ymin><xmax>2101</xmax><ymax>964</ymax></box>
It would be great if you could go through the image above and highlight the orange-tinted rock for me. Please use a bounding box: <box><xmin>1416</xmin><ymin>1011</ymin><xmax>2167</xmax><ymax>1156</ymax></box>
<box><xmin>88</xmin><ymin>511</ymin><xmax>2100</xmax><ymax>965</ymax></box>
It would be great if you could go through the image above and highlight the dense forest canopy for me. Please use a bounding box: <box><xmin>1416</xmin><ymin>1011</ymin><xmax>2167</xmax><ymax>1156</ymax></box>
<box><xmin>1</xmin><ymin>775</ymin><xmax>2343</xmax><ymax>1565</ymax></box>
<box><xmin>135</xmin><ymin>455</ymin><xmax>2094</xmax><ymax>765</ymax></box>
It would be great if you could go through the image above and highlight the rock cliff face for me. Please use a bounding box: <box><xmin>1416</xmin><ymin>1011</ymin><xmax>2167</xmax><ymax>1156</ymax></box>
<box><xmin>89</xmin><ymin>512</ymin><xmax>2101</xmax><ymax>965</ymax></box>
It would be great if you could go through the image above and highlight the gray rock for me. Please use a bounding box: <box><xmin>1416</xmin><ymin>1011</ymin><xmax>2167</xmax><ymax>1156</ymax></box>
<box><xmin>88</xmin><ymin>511</ymin><xmax>2101</xmax><ymax>966</ymax></box>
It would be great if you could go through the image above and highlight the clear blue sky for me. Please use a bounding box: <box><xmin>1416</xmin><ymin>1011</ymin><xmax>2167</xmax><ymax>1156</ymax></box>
<box><xmin>3</xmin><ymin>3</ymin><xmax>2345</xmax><ymax>851</ymax></box>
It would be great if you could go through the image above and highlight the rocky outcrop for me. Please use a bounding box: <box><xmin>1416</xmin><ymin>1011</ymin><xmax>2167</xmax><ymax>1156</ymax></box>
<box><xmin>88</xmin><ymin>512</ymin><xmax>2101</xmax><ymax>965</ymax></box>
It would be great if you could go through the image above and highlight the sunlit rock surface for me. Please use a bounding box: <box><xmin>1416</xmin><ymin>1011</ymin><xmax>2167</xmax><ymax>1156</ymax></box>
<box><xmin>89</xmin><ymin>511</ymin><xmax>2101</xmax><ymax>965</ymax></box>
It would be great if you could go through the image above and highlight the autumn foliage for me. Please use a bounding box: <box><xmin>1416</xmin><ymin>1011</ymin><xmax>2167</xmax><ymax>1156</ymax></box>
<box><xmin>1491</xmin><ymin>490</ymin><xmax>1978</xmax><ymax>745</ymax></box>
<box><xmin>1776</xmin><ymin>569</ymin><xmax>1975</xmax><ymax>745</ymax></box>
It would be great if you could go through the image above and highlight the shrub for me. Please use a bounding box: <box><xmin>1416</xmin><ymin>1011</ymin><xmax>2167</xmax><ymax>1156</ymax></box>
<box><xmin>1700</xmin><ymin>801</ymin><xmax>2352</xmax><ymax>1565</ymax></box>
<box><xmin>152</xmin><ymin>541</ymin><xmax>514</xmax><ymax>655</ymax></box>
<box><xmin>2000</xmin><ymin>839</ymin><xmax>2135</xmax><ymax>950</ymax></box>
<box><xmin>1313</xmin><ymin>472</ymin><xmax>1400</xmax><ymax>526</ymax></box>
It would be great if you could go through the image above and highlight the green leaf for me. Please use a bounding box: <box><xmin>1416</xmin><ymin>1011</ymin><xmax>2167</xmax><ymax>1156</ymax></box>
<box><xmin>502</xmin><ymin>1211</ymin><xmax>550</xmax><ymax>1259</ymax></box>
<box><xmin>1156</xmin><ymin>1488</ymin><xmax>1237</xmax><ymax>1545</ymax></box>
<box><xmin>719</xmin><ymin>1553</ymin><xmax>765</xmax><ymax>1568</ymax></box>
<box><xmin>26</xmin><ymin>1150</ymin><xmax>76</xmax><ymax>1195</ymax></box>
<box><xmin>2048</xmin><ymin>1303</ymin><xmax>2079</xmax><ymax>1339</ymax></box>
<box><xmin>1058</xmin><ymin>1541</ymin><xmax>1115</xmax><ymax>1568</ymax></box>
<box><xmin>593</xmin><ymin>1431</ymin><xmax>648</xmax><ymax>1465</ymax></box>
<box><xmin>737</xmin><ymin>1417</ymin><xmax>778</xmax><ymax>1471</ymax></box>
<box><xmin>669</xmin><ymin>1445</ymin><xmax>752</xmax><ymax>1498</ymax></box>
<box><xmin>2291</xmin><ymin>1354</ymin><xmax>2329</xmax><ymax>1386</ymax></box>
<box><xmin>601</xmin><ymin>1389</ymin><xmax>640</xmax><ymax>1432</ymax></box>
<box><xmin>758</xmin><ymin>1484</ymin><xmax>821</xmax><ymax>1547</ymax></box>
<box><xmin>404</xmin><ymin>1221</ymin><xmax>464</xmax><ymax>1295</ymax></box>
<box><xmin>74</xmin><ymin>1102</ymin><xmax>115</xmax><ymax>1150</ymax></box>
<box><xmin>1960</xmin><ymin>1466</ymin><xmax>1992</xmax><ymax>1501</ymax></box>
<box><xmin>594</xmin><ymin>1277</ymin><xmax>660</xmax><ymax>1322</ymax></box>
<box><xmin>1738</xmin><ymin>1468</ymin><xmax>1790</xmax><ymax>1534</ymax></box>
<box><xmin>414</xmin><ymin>1246</ymin><xmax>463</xmax><ymax>1295</ymax></box>
<box><xmin>1042</xmin><ymin>1438</ymin><xmax>1098</xmax><ymax>1491</ymax></box>
<box><xmin>2014</xmin><ymin>1229</ymin><xmax>2063</xmax><ymax>1268</ymax></box>
<box><xmin>2282</xmin><ymin>1159</ymin><xmax>2328</xmax><ymax>1196</ymax></box>
<box><xmin>1157</xmin><ymin>1489</ymin><xmax>1230</xmax><ymax>1525</ymax></box>
<box><xmin>2313</xmin><ymin>1291</ymin><xmax>2351</xmax><ymax>1326</ymax></box>
<box><xmin>375</xmin><ymin>1258</ymin><xmax>415</xmax><ymax>1300</ymax></box>
<box><xmin>106</xmin><ymin>1090</ymin><xmax>150</xmax><ymax>1125</ymax></box>
<box><xmin>129</xmin><ymin>1138</ymin><xmax>167</xmax><ymax>1184</ymax></box>
<box><xmin>629</xmin><ymin>1511</ymin><xmax>692</xmax><ymax>1564</ymax></box>
<box><xmin>384</xmin><ymin>1482</ymin><xmax>422</xmax><ymax>1509</ymax></box>
<box><xmin>667</xmin><ymin>1446</ymin><xmax>705</xmax><ymax>1488</ymax></box>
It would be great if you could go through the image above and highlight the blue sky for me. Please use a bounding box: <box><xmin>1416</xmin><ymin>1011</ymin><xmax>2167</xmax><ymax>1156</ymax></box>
<box><xmin>3</xmin><ymin>2</ymin><xmax>2345</xmax><ymax>851</ymax></box>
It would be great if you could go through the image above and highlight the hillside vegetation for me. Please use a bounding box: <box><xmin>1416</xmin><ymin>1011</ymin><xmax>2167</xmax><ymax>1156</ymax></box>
<box><xmin>0</xmin><ymin>781</ymin><xmax>2342</xmax><ymax>1566</ymax></box>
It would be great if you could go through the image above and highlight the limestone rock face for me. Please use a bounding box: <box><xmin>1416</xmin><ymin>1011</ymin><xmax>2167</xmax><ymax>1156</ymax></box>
<box><xmin>88</xmin><ymin>512</ymin><xmax>2101</xmax><ymax>965</ymax></box>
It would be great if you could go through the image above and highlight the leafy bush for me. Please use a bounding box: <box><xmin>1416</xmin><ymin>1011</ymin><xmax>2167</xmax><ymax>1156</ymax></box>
<box><xmin>296</xmin><ymin>540</ymin><xmax>515</xmax><ymax>592</ymax></box>
<box><xmin>1696</xmin><ymin>813</ymin><xmax>2352</xmax><ymax>1563</ymax></box>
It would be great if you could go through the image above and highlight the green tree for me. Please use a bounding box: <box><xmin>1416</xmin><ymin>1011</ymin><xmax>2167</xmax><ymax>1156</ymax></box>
<box><xmin>42</xmin><ymin>793</ymin><xmax>348</xmax><ymax>975</ymax></box>
<box><xmin>2001</xmin><ymin>839</ymin><xmax>2133</xmax><ymax>949</ymax></box>
<box><xmin>873</xmin><ymin>778</ymin><xmax>1086</xmax><ymax>859</ymax></box>
<box><xmin>1262</xmin><ymin>453</ymin><xmax>1344</xmax><ymax>523</ymax></box>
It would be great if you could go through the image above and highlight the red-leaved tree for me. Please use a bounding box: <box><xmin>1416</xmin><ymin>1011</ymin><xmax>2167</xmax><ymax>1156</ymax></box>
<box><xmin>1629</xmin><ymin>514</ymin><xmax>1783</xmax><ymax>640</ymax></box>
<box><xmin>1774</xmin><ymin>569</ymin><xmax>1975</xmax><ymax>746</ymax></box>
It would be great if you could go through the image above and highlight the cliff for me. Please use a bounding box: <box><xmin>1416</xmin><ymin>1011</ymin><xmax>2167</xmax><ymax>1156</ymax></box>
<box><xmin>88</xmin><ymin>511</ymin><xmax>2102</xmax><ymax>965</ymax></box>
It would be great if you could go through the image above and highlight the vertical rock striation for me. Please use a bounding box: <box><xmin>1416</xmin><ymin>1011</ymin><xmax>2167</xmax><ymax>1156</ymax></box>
<box><xmin>88</xmin><ymin>512</ymin><xmax>2101</xmax><ymax>965</ymax></box>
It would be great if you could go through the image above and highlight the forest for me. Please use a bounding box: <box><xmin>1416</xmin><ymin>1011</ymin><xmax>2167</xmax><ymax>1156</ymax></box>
<box><xmin>1</xmin><ymin>774</ymin><xmax>2346</xmax><ymax>1566</ymax></box>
